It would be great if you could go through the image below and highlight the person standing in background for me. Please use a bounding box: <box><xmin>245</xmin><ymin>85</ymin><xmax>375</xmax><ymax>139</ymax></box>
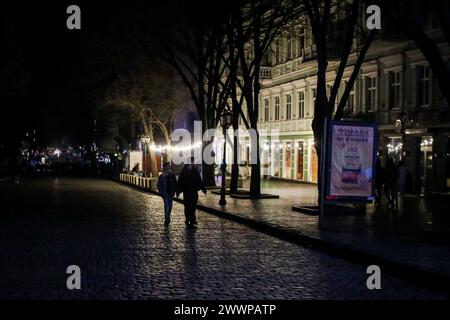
<box><xmin>384</xmin><ymin>158</ymin><xmax>398</xmax><ymax>208</ymax></box>
<box><xmin>374</xmin><ymin>156</ymin><xmax>384</xmax><ymax>205</ymax></box>
<box><xmin>395</xmin><ymin>160</ymin><xmax>407</xmax><ymax>209</ymax></box>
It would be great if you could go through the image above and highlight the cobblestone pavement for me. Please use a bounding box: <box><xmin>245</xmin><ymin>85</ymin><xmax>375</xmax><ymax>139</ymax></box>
<box><xmin>0</xmin><ymin>177</ymin><xmax>447</xmax><ymax>299</ymax></box>
<box><xmin>198</xmin><ymin>181</ymin><xmax>450</xmax><ymax>279</ymax></box>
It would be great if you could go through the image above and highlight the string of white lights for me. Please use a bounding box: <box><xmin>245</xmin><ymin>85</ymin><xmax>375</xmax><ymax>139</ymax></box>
<box><xmin>149</xmin><ymin>141</ymin><xmax>203</xmax><ymax>152</ymax></box>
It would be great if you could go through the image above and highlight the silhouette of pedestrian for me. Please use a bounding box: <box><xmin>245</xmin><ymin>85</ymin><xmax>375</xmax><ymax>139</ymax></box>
<box><xmin>374</xmin><ymin>156</ymin><xmax>384</xmax><ymax>205</ymax></box>
<box><xmin>396</xmin><ymin>160</ymin><xmax>407</xmax><ymax>209</ymax></box>
<box><xmin>157</xmin><ymin>162</ymin><xmax>177</xmax><ymax>226</ymax></box>
<box><xmin>176</xmin><ymin>159</ymin><xmax>207</xmax><ymax>227</ymax></box>
<box><xmin>384</xmin><ymin>158</ymin><xmax>398</xmax><ymax>208</ymax></box>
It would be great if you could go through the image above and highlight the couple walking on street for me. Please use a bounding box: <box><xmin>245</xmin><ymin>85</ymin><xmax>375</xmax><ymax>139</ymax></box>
<box><xmin>374</xmin><ymin>157</ymin><xmax>407</xmax><ymax>210</ymax></box>
<box><xmin>157</xmin><ymin>159</ymin><xmax>207</xmax><ymax>227</ymax></box>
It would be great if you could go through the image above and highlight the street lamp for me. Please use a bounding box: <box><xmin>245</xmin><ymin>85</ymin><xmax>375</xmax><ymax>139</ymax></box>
<box><xmin>219</xmin><ymin>109</ymin><xmax>233</xmax><ymax>205</ymax></box>
<box><xmin>140</xmin><ymin>135</ymin><xmax>150</xmax><ymax>177</ymax></box>
<box><xmin>396</xmin><ymin>111</ymin><xmax>408</xmax><ymax>159</ymax></box>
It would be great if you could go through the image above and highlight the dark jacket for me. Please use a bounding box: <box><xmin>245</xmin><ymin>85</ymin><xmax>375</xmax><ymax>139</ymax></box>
<box><xmin>157</xmin><ymin>172</ymin><xmax>177</xmax><ymax>198</ymax></box>
<box><xmin>375</xmin><ymin>159</ymin><xmax>384</xmax><ymax>187</ymax></box>
<box><xmin>177</xmin><ymin>165</ymin><xmax>206</xmax><ymax>196</ymax></box>
<box><xmin>384</xmin><ymin>161</ymin><xmax>398</xmax><ymax>186</ymax></box>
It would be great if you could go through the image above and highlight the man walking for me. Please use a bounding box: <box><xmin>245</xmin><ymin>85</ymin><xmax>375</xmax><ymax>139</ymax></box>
<box><xmin>157</xmin><ymin>162</ymin><xmax>177</xmax><ymax>226</ymax></box>
<box><xmin>176</xmin><ymin>159</ymin><xmax>207</xmax><ymax>227</ymax></box>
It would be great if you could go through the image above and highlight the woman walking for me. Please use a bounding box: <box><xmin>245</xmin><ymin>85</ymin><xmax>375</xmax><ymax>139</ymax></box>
<box><xmin>157</xmin><ymin>162</ymin><xmax>177</xmax><ymax>226</ymax></box>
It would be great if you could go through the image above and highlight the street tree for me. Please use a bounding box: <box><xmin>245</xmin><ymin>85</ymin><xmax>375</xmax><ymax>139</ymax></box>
<box><xmin>227</xmin><ymin>0</ymin><xmax>304</xmax><ymax>197</ymax></box>
<box><xmin>373</xmin><ymin>0</ymin><xmax>450</xmax><ymax>108</ymax></box>
<box><xmin>303</xmin><ymin>0</ymin><xmax>377</xmax><ymax>200</ymax></box>
<box><xmin>156</xmin><ymin>1</ymin><xmax>232</xmax><ymax>187</ymax></box>
<box><xmin>103</xmin><ymin>60</ymin><xmax>177</xmax><ymax>176</ymax></box>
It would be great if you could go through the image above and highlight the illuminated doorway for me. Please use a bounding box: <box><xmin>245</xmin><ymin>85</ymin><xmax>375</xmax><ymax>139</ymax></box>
<box><xmin>296</xmin><ymin>141</ymin><xmax>304</xmax><ymax>180</ymax></box>
<box><xmin>285</xmin><ymin>143</ymin><xmax>292</xmax><ymax>179</ymax></box>
<box><xmin>419</xmin><ymin>136</ymin><xmax>433</xmax><ymax>195</ymax></box>
<box><xmin>310</xmin><ymin>144</ymin><xmax>318</xmax><ymax>183</ymax></box>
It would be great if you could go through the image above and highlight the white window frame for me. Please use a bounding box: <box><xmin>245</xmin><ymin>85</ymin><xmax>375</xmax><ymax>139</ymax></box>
<box><xmin>298</xmin><ymin>91</ymin><xmax>305</xmax><ymax>119</ymax></box>
<box><xmin>418</xmin><ymin>65</ymin><xmax>431</xmax><ymax>107</ymax></box>
<box><xmin>365</xmin><ymin>76</ymin><xmax>377</xmax><ymax>112</ymax></box>
<box><xmin>388</xmin><ymin>71</ymin><xmax>402</xmax><ymax>110</ymax></box>
<box><xmin>286</xmin><ymin>34</ymin><xmax>293</xmax><ymax>61</ymax></box>
<box><xmin>286</xmin><ymin>94</ymin><xmax>292</xmax><ymax>120</ymax></box>
<box><xmin>298</xmin><ymin>27</ymin><xmax>306</xmax><ymax>57</ymax></box>
<box><xmin>264</xmin><ymin>98</ymin><xmax>270</xmax><ymax>122</ymax></box>
<box><xmin>274</xmin><ymin>96</ymin><xmax>280</xmax><ymax>121</ymax></box>
<box><xmin>344</xmin><ymin>80</ymin><xmax>356</xmax><ymax>114</ymax></box>
<box><xmin>274</xmin><ymin>39</ymin><xmax>281</xmax><ymax>65</ymax></box>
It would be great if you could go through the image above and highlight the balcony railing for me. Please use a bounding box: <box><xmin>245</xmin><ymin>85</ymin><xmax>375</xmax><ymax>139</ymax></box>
<box><xmin>271</xmin><ymin>45</ymin><xmax>317</xmax><ymax>78</ymax></box>
<box><xmin>260</xmin><ymin>67</ymin><xmax>272</xmax><ymax>79</ymax></box>
<box><xmin>257</xmin><ymin>118</ymin><xmax>314</xmax><ymax>133</ymax></box>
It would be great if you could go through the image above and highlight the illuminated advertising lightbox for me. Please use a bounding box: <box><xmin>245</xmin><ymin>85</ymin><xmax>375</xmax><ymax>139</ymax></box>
<box><xmin>128</xmin><ymin>151</ymin><xmax>143</xmax><ymax>172</ymax></box>
<box><xmin>325</xmin><ymin>121</ymin><xmax>377</xmax><ymax>202</ymax></box>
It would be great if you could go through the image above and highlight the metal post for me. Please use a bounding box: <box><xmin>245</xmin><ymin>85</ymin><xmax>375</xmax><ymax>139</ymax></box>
<box><xmin>142</xmin><ymin>142</ymin><xmax>146</xmax><ymax>177</ymax></box>
<box><xmin>319</xmin><ymin>117</ymin><xmax>329</xmax><ymax>229</ymax></box>
<box><xmin>219</xmin><ymin>125</ymin><xmax>227</xmax><ymax>205</ymax></box>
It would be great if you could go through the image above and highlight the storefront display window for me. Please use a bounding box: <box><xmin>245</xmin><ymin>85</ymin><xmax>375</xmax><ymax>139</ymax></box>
<box><xmin>387</xmin><ymin>137</ymin><xmax>403</xmax><ymax>162</ymax></box>
<box><xmin>296</xmin><ymin>141</ymin><xmax>304</xmax><ymax>180</ymax></box>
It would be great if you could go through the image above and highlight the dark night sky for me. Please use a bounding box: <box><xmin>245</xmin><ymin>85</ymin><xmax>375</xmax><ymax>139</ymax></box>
<box><xmin>2</xmin><ymin>2</ymin><xmax>85</xmax><ymax>146</ymax></box>
<box><xmin>2</xmin><ymin>1</ymin><xmax>161</xmax><ymax>146</ymax></box>
<box><xmin>0</xmin><ymin>1</ymin><xmax>224</xmax><ymax>148</ymax></box>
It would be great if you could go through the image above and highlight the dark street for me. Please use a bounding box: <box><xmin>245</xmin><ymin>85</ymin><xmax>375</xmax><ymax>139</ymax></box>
<box><xmin>0</xmin><ymin>177</ymin><xmax>446</xmax><ymax>299</ymax></box>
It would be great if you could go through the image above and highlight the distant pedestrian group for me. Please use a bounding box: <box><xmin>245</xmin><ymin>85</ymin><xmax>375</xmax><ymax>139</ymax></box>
<box><xmin>374</xmin><ymin>156</ymin><xmax>407</xmax><ymax>210</ymax></box>
<box><xmin>157</xmin><ymin>159</ymin><xmax>207</xmax><ymax>227</ymax></box>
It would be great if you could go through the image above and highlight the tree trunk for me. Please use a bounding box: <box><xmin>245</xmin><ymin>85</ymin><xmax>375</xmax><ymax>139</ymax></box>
<box><xmin>148</xmin><ymin>146</ymin><xmax>158</xmax><ymax>178</ymax></box>
<box><xmin>385</xmin><ymin>3</ymin><xmax>450</xmax><ymax>109</ymax></box>
<box><xmin>405</xmin><ymin>25</ymin><xmax>450</xmax><ymax>108</ymax></box>
<box><xmin>164</xmin><ymin>133</ymin><xmax>172</xmax><ymax>163</ymax></box>
<box><xmin>147</xmin><ymin>123</ymin><xmax>159</xmax><ymax>178</ymax></box>
<box><xmin>229</xmin><ymin>47</ymin><xmax>240</xmax><ymax>195</ymax></box>
<box><xmin>230</xmin><ymin>121</ymin><xmax>239</xmax><ymax>194</ymax></box>
<box><xmin>249</xmin><ymin>127</ymin><xmax>261</xmax><ymax>197</ymax></box>
<box><xmin>202</xmin><ymin>161</ymin><xmax>216</xmax><ymax>187</ymax></box>
<box><xmin>201</xmin><ymin>119</ymin><xmax>217</xmax><ymax>187</ymax></box>
<box><xmin>312</xmin><ymin>55</ymin><xmax>329</xmax><ymax>204</ymax></box>
<box><xmin>313</xmin><ymin>125</ymin><xmax>323</xmax><ymax>206</ymax></box>
<box><xmin>335</xmin><ymin>30</ymin><xmax>376</xmax><ymax>120</ymax></box>
<box><xmin>248</xmin><ymin>60</ymin><xmax>262</xmax><ymax>197</ymax></box>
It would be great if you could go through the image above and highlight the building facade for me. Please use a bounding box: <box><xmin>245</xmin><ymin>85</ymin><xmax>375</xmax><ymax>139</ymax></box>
<box><xmin>236</xmin><ymin>13</ymin><xmax>450</xmax><ymax>195</ymax></box>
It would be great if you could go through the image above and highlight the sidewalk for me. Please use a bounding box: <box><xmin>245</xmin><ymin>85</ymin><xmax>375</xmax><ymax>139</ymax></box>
<box><xmin>116</xmin><ymin>177</ymin><xmax>450</xmax><ymax>291</ymax></box>
<box><xmin>197</xmin><ymin>180</ymin><xmax>450</xmax><ymax>290</ymax></box>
